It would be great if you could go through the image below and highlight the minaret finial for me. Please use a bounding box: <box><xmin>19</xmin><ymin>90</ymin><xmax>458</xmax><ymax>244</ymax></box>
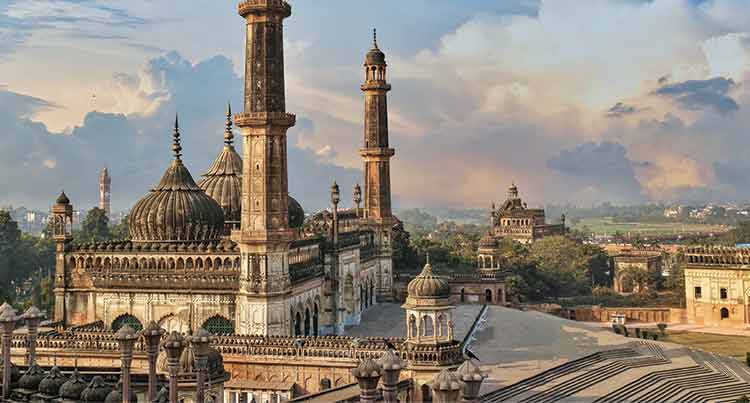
<box><xmin>224</xmin><ymin>102</ymin><xmax>234</xmax><ymax>146</ymax></box>
<box><xmin>172</xmin><ymin>113</ymin><xmax>182</xmax><ymax>160</ymax></box>
<box><xmin>373</xmin><ymin>28</ymin><xmax>378</xmax><ymax>48</ymax></box>
<box><xmin>426</xmin><ymin>252</ymin><xmax>430</xmax><ymax>265</ymax></box>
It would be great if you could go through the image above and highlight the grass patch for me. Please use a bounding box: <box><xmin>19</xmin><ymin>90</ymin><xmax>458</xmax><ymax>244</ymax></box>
<box><xmin>663</xmin><ymin>331</ymin><xmax>750</xmax><ymax>361</ymax></box>
<box><xmin>573</xmin><ymin>217</ymin><xmax>728</xmax><ymax>237</ymax></box>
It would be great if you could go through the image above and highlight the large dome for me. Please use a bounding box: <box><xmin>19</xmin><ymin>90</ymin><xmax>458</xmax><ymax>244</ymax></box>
<box><xmin>198</xmin><ymin>105</ymin><xmax>243</xmax><ymax>226</ymax></box>
<box><xmin>288</xmin><ymin>195</ymin><xmax>304</xmax><ymax>228</ymax></box>
<box><xmin>129</xmin><ymin>118</ymin><xmax>225</xmax><ymax>242</ymax></box>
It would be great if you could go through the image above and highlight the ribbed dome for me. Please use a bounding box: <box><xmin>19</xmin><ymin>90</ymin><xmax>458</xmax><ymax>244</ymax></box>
<box><xmin>39</xmin><ymin>366</ymin><xmax>67</xmax><ymax>396</ymax></box>
<box><xmin>129</xmin><ymin>117</ymin><xmax>225</xmax><ymax>242</ymax></box>
<box><xmin>80</xmin><ymin>376</ymin><xmax>112</xmax><ymax>402</ymax></box>
<box><xmin>59</xmin><ymin>369</ymin><xmax>87</xmax><ymax>400</ymax></box>
<box><xmin>407</xmin><ymin>259</ymin><xmax>451</xmax><ymax>299</ymax></box>
<box><xmin>365</xmin><ymin>29</ymin><xmax>386</xmax><ymax>65</ymax></box>
<box><xmin>288</xmin><ymin>195</ymin><xmax>304</xmax><ymax>228</ymax></box>
<box><xmin>18</xmin><ymin>362</ymin><xmax>46</xmax><ymax>390</ymax></box>
<box><xmin>199</xmin><ymin>104</ymin><xmax>243</xmax><ymax>226</ymax></box>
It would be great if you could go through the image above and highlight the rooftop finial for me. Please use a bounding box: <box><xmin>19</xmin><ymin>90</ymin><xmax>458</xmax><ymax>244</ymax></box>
<box><xmin>373</xmin><ymin>28</ymin><xmax>378</xmax><ymax>48</ymax></box>
<box><xmin>426</xmin><ymin>252</ymin><xmax>430</xmax><ymax>265</ymax></box>
<box><xmin>172</xmin><ymin>113</ymin><xmax>182</xmax><ymax>160</ymax></box>
<box><xmin>224</xmin><ymin>102</ymin><xmax>234</xmax><ymax>146</ymax></box>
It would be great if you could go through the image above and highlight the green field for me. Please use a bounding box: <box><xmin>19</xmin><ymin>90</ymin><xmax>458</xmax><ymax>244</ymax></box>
<box><xmin>663</xmin><ymin>331</ymin><xmax>750</xmax><ymax>361</ymax></box>
<box><xmin>573</xmin><ymin>217</ymin><xmax>729</xmax><ymax>237</ymax></box>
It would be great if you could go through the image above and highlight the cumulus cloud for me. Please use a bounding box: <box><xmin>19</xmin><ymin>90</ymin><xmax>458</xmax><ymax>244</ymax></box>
<box><xmin>0</xmin><ymin>52</ymin><xmax>362</xmax><ymax>212</ymax></box>
<box><xmin>654</xmin><ymin>77</ymin><xmax>739</xmax><ymax>114</ymax></box>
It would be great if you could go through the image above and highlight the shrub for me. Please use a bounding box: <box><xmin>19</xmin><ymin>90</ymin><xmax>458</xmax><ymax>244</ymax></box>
<box><xmin>657</xmin><ymin>323</ymin><xmax>667</xmax><ymax>335</ymax></box>
<box><xmin>622</xmin><ymin>325</ymin><xmax>629</xmax><ymax>337</ymax></box>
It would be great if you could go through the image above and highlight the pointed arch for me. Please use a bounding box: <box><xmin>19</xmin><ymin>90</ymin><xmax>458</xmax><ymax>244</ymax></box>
<box><xmin>201</xmin><ymin>315</ymin><xmax>234</xmax><ymax>335</ymax></box>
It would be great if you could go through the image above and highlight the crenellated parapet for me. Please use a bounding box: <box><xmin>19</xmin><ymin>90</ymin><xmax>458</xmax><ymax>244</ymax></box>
<box><xmin>684</xmin><ymin>246</ymin><xmax>750</xmax><ymax>266</ymax></box>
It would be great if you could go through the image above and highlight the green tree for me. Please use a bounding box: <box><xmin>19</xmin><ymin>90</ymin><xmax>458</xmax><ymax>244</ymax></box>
<box><xmin>78</xmin><ymin>207</ymin><xmax>111</xmax><ymax>242</ymax></box>
<box><xmin>110</xmin><ymin>214</ymin><xmax>129</xmax><ymax>240</ymax></box>
<box><xmin>530</xmin><ymin>236</ymin><xmax>608</xmax><ymax>298</ymax></box>
<box><xmin>0</xmin><ymin>210</ymin><xmax>22</xmax><ymax>302</ymax></box>
<box><xmin>392</xmin><ymin>223</ymin><xmax>419</xmax><ymax>272</ymax></box>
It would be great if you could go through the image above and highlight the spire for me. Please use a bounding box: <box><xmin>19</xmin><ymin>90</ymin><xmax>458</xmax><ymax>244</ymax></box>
<box><xmin>224</xmin><ymin>102</ymin><xmax>234</xmax><ymax>146</ymax></box>
<box><xmin>172</xmin><ymin>114</ymin><xmax>182</xmax><ymax>160</ymax></box>
<box><xmin>373</xmin><ymin>28</ymin><xmax>378</xmax><ymax>49</ymax></box>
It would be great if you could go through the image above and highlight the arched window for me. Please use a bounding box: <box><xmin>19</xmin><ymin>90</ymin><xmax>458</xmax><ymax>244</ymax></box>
<box><xmin>202</xmin><ymin>315</ymin><xmax>234</xmax><ymax>335</ymax></box>
<box><xmin>721</xmin><ymin>307</ymin><xmax>730</xmax><ymax>319</ymax></box>
<box><xmin>320</xmin><ymin>378</ymin><xmax>332</xmax><ymax>391</ymax></box>
<box><xmin>421</xmin><ymin>384</ymin><xmax>432</xmax><ymax>403</ymax></box>
<box><xmin>304</xmin><ymin>308</ymin><xmax>311</xmax><ymax>336</ymax></box>
<box><xmin>112</xmin><ymin>314</ymin><xmax>143</xmax><ymax>332</ymax></box>
<box><xmin>485</xmin><ymin>289</ymin><xmax>493</xmax><ymax>303</ymax></box>
<box><xmin>294</xmin><ymin>312</ymin><xmax>302</xmax><ymax>336</ymax></box>
<box><xmin>370</xmin><ymin>282</ymin><xmax>375</xmax><ymax>306</ymax></box>
<box><xmin>460</xmin><ymin>289</ymin><xmax>465</xmax><ymax>303</ymax></box>
<box><xmin>409</xmin><ymin>314</ymin><xmax>417</xmax><ymax>338</ymax></box>
<box><xmin>421</xmin><ymin>315</ymin><xmax>434</xmax><ymax>336</ymax></box>
<box><xmin>313</xmin><ymin>304</ymin><xmax>319</xmax><ymax>336</ymax></box>
<box><xmin>437</xmin><ymin>314</ymin><xmax>448</xmax><ymax>337</ymax></box>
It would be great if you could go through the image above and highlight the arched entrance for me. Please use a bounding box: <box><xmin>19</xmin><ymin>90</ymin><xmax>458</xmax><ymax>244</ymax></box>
<box><xmin>460</xmin><ymin>288</ymin><xmax>465</xmax><ymax>302</ymax></box>
<box><xmin>313</xmin><ymin>304</ymin><xmax>319</xmax><ymax>336</ymax></box>
<box><xmin>294</xmin><ymin>312</ymin><xmax>302</xmax><ymax>336</ymax></box>
<box><xmin>485</xmin><ymin>289</ymin><xmax>493</xmax><ymax>303</ymax></box>
<box><xmin>421</xmin><ymin>384</ymin><xmax>432</xmax><ymax>402</ymax></box>
<box><xmin>304</xmin><ymin>308</ymin><xmax>311</xmax><ymax>336</ymax></box>
<box><xmin>721</xmin><ymin>307</ymin><xmax>730</xmax><ymax>320</ymax></box>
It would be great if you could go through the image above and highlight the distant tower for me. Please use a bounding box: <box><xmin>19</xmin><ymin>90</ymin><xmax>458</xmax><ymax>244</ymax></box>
<box><xmin>360</xmin><ymin>29</ymin><xmax>395</xmax><ymax>223</ymax></box>
<box><xmin>99</xmin><ymin>167</ymin><xmax>111</xmax><ymax>217</ymax></box>
<box><xmin>52</xmin><ymin>191</ymin><xmax>73</xmax><ymax>322</ymax></box>
<box><xmin>234</xmin><ymin>0</ymin><xmax>296</xmax><ymax>336</ymax></box>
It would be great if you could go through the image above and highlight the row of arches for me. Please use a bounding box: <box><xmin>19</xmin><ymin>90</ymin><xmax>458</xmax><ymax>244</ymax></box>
<box><xmin>110</xmin><ymin>313</ymin><xmax>235</xmax><ymax>335</ymax></box>
<box><xmin>407</xmin><ymin>313</ymin><xmax>449</xmax><ymax>338</ymax></box>
<box><xmin>501</xmin><ymin>218</ymin><xmax>532</xmax><ymax>226</ymax></box>
<box><xmin>359</xmin><ymin>277</ymin><xmax>376</xmax><ymax>312</ymax></box>
<box><xmin>292</xmin><ymin>303</ymin><xmax>320</xmax><ymax>337</ymax></box>
<box><xmin>71</xmin><ymin>256</ymin><xmax>240</xmax><ymax>272</ymax></box>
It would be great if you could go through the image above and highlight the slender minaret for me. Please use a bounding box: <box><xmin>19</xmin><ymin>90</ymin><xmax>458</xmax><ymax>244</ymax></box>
<box><xmin>233</xmin><ymin>0</ymin><xmax>296</xmax><ymax>336</ymax></box>
<box><xmin>99</xmin><ymin>167</ymin><xmax>111</xmax><ymax>217</ymax></box>
<box><xmin>360</xmin><ymin>29</ymin><xmax>395</xmax><ymax>223</ymax></box>
<box><xmin>360</xmin><ymin>29</ymin><xmax>396</xmax><ymax>302</ymax></box>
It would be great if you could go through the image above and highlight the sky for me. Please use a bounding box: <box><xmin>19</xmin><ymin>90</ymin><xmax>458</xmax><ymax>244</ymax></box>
<box><xmin>2</xmin><ymin>0</ymin><xmax>750</xmax><ymax>212</ymax></box>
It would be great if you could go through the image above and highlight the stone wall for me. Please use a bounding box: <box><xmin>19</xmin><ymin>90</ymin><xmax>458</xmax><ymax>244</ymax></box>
<box><xmin>559</xmin><ymin>307</ymin><xmax>684</xmax><ymax>324</ymax></box>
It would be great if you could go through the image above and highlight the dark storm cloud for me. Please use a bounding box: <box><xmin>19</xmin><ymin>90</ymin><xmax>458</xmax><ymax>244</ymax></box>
<box><xmin>0</xmin><ymin>52</ymin><xmax>362</xmax><ymax>212</ymax></box>
<box><xmin>605</xmin><ymin>102</ymin><xmax>640</xmax><ymax>118</ymax></box>
<box><xmin>654</xmin><ymin>77</ymin><xmax>739</xmax><ymax>114</ymax></box>
<box><xmin>546</xmin><ymin>142</ymin><xmax>644</xmax><ymax>204</ymax></box>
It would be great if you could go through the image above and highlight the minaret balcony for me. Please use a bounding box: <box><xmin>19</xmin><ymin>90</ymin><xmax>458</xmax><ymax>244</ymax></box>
<box><xmin>361</xmin><ymin>82</ymin><xmax>391</xmax><ymax>92</ymax></box>
<box><xmin>234</xmin><ymin>112</ymin><xmax>296</xmax><ymax>128</ymax></box>
<box><xmin>238</xmin><ymin>0</ymin><xmax>291</xmax><ymax>18</ymax></box>
<box><xmin>359</xmin><ymin>147</ymin><xmax>395</xmax><ymax>158</ymax></box>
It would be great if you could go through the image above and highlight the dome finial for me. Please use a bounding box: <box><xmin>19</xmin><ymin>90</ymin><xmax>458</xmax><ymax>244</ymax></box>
<box><xmin>173</xmin><ymin>114</ymin><xmax>182</xmax><ymax>160</ymax></box>
<box><xmin>224</xmin><ymin>102</ymin><xmax>234</xmax><ymax>146</ymax></box>
<box><xmin>373</xmin><ymin>28</ymin><xmax>378</xmax><ymax>48</ymax></box>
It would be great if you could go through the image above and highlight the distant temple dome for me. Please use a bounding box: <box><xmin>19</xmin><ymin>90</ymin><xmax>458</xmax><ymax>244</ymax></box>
<box><xmin>406</xmin><ymin>258</ymin><xmax>451</xmax><ymax>300</ymax></box>
<box><xmin>129</xmin><ymin>117</ymin><xmax>225</xmax><ymax>242</ymax></box>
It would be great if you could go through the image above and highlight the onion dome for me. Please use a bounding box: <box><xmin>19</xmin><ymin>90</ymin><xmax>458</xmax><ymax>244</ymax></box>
<box><xmin>59</xmin><ymin>368</ymin><xmax>87</xmax><ymax>400</ymax></box>
<box><xmin>288</xmin><ymin>195</ymin><xmax>305</xmax><ymax>228</ymax></box>
<box><xmin>80</xmin><ymin>376</ymin><xmax>112</xmax><ymax>402</ymax></box>
<box><xmin>365</xmin><ymin>29</ymin><xmax>386</xmax><ymax>65</ymax></box>
<box><xmin>429</xmin><ymin>369</ymin><xmax>464</xmax><ymax>397</ymax></box>
<box><xmin>39</xmin><ymin>366</ymin><xmax>67</xmax><ymax>396</ymax></box>
<box><xmin>406</xmin><ymin>256</ymin><xmax>451</xmax><ymax>300</ymax></box>
<box><xmin>378</xmin><ymin>349</ymin><xmax>404</xmax><ymax>372</ymax></box>
<box><xmin>56</xmin><ymin>191</ymin><xmax>70</xmax><ymax>205</ymax></box>
<box><xmin>105</xmin><ymin>381</ymin><xmax>137</xmax><ymax>403</ymax></box>
<box><xmin>479</xmin><ymin>233</ymin><xmax>498</xmax><ymax>250</ymax></box>
<box><xmin>457</xmin><ymin>359</ymin><xmax>486</xmax><ymax>383</ymax></box>
<box><xmin>129</xmin><ymin>116</ymin><xmax>225</xmax><ymax>242</ymax></box>
<box><xmin>198</xmin><ymin>103</ymin><xmax>243</xmax><ymax>226</ymax></box>
<box><xmin>18</xmin><ymin>362</ymin><xmax>46</xmax><ymax>390</ymax></box>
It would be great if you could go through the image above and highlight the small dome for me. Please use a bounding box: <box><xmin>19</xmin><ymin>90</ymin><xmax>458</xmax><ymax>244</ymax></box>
<box><xmin>56</xmin><ymin>191</ymin><xmax>70</xmax><ymax>205</ymax></box>
<box><xmin>407</xmin><ymin>259</ymin><xmax>451</xmax><ymax>300</ymax></box>
<box><xmin>288</xmin><ymin>195</ymin><xmax>305</xmax><ymax>228</ymax></box>
<box><xmin>351</xmin><ymin>358</ymin><xmax>382</xmax><ymax>378</ymax></box>
<box><xmin>105</xmin><ymin>382</ymin><xmax>137</xmax><ymax>403</ymax></box>
<box><xmin>18</xmin><ymin>362</ymin><xmax>46</xmax><ymax>390</ymax></box>
<box><xmin>59</xmin><ymin>369</ymin><xmax>87</xmax><ymax>400</ymax></box>
<box><xmin>365</xmin><ymin>29</ymin><xmax>386</xmax><ymax>65</ymax></box>
<box><xmin>81</xmin><ymin>376</ymin><xmax>113</xmax><ymax>402</ymax></box>
<box><xmin>430</xmin><ymin>369</ymin><xmax>463</xmax><ymax>392</ymax></box>
<box><xmin>39</xmin><ymin>366</ymin><xmax>67</xmax><ymax>396</ymax></box>
<box><xmin>129</xmin><ymin>118</ymin><xmax>225</xmax><ymax>242</ymax></box>
<box><xmin>457</xmin><ymin>360</ymin><xmax>486</xmax><ymax>383</ymax></box>
<box><xmin>377</xmin><ymin>350</ymin><xmax>404</xmax><ymax>371</ymax></box>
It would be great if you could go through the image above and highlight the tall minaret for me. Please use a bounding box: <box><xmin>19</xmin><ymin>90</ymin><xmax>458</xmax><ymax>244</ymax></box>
<box><xmin>360</xmin><ymin>29</ymin><xmax>396</xmax><ymax>302</ymax></box>
<box><xmin>99</xmin><ymin>167</ymin><xmax>111</xmax><ymax>217</ymax></box>
<box><xmin>234</xmin><ymin>0</ymin><xmax>296</xmax><ymax>336</ymax></box>
<box><xmin>360</xmin><ymin>29</ymin><xmax>395</xmax><ymax>223</ymax></box>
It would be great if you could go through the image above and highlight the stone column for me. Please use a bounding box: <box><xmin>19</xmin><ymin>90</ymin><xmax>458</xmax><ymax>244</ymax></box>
<box><xmin>22</xmin><ymin>306</ymin><xmax>44</xmax><ymax>365</ymax></box>
<box><xmin>430</xmin><ymin>369</ymin><xmax>464</xmax><ymax>403</ymax></box>
<box><xmin>0</xmin><ymin>308</ymin><xmax>19</xmax><ymax>399</ymax></box>
<box><xmin>457</xmin><ymin>360</ymin><xmax>486</xmax><ymax>403</ymax></box>
<box><xmin>377</xmin><ymin>350</ymin><xmax>404</xmax><ymax>403</ymax></box>
<box><xmin>115</xmin><ymin>325</ymin><xmax>139</xmax><ymax>403</ymax></box>
<box><xmin>162</xmin><ymin>331</ymin><xmax>186</xmax><ymax>403</ymax></box>
<box><xmin>351</xmin><ymin>358</ymin><xmax>382</xmax><ymax>403</ymax></box>
<box><xmin>189</xmin><ymin>328</ymin><xmax>213</xmax><ymax>403</ymax></box>
<box><xmin>143</xmin><ymin>321</ymin><xmax>166</xmax><ymax>401</ymax></box>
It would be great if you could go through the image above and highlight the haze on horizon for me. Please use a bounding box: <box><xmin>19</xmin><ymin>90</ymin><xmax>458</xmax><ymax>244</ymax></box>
<box><xmin>2</xmin><ymin>0</ymin><xmax>750</xmax><ymax>212</ymax></box>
